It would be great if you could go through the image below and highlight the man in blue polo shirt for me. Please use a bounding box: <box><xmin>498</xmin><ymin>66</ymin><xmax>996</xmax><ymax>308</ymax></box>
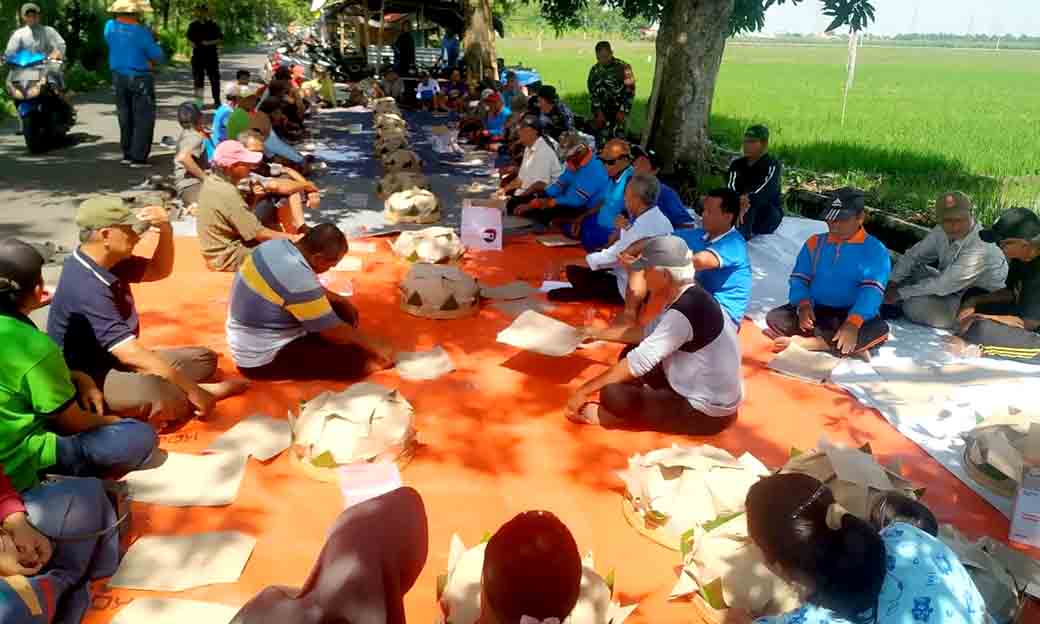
<box><xmin>48</xmin><ymin>196</ymin><xmax>247</xmax><ymax>429</ymax></box>
<box><xmin>766</xmin><ymin>187</ymin><xmax>891</xmax><ymax>358</ymax></box>
<box><xmin>631</xmin><ymin>145</ymin><xmax>694</xmax><ymax>228</ymax></box>
<box><xmin>513</xmin><ymin>134</ymin><xmax>609</xmax><ymax>226</ymax></box>
<box><xmin>562</xmin><ymin>138</ymin><xmax>633</xmax><ymax>252</ymax></box>
<box><xmin>104</xmin><ymin>0</ymin><xmax>165</xmax><ymax>167</ymax></box>
<box><xmin>621</xmin><ymin>188</ymin><xmax>751</xmax><ymax>326</ymax></box>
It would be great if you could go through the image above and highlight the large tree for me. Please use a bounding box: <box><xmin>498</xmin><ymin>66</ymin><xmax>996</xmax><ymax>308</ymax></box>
<box><xmin>536</xmin><ymin>0</ymin><xmax>876</xmax><ymax>175</ymax></box>
<box><xmin>464</xmin><ymin>0</ymin><xmax>499</xmax><ymax>82</ymax></box>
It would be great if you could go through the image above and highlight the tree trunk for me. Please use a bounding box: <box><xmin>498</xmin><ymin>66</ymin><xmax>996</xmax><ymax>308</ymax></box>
<box><xmin>463</xmin><ymin>0</ymin><xmax>497</xmax><ymax>81</ymax></box>
<box><xmin>648</xmin><ymin>0</ymin><xmax>735</xmax><ymax>180</ymax></box>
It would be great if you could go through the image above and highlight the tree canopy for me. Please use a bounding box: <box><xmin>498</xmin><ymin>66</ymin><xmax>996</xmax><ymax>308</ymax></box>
<box><xmin>535</xmin><ymin>0</ymin><xmax>876</xmax><ymax>35</ymax></box>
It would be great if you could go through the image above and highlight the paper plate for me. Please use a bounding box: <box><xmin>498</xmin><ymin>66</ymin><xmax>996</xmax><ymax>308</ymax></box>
<box><xmin>621</xmin><ymin>496</ymin><xmax>681</xmax><ymax>551</ymax></box>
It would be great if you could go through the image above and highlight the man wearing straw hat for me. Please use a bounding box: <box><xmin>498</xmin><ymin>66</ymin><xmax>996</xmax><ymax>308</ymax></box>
<box><xmin>103</xmin><ymin>0</ymin><xmax>164</xmax><ymax>167</ymax></box>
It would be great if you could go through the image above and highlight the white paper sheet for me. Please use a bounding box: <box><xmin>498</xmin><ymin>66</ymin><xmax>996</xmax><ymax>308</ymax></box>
<box><xmin>122</xmin><ymin>452</ymin><xmax>247</xmax><ymax>507</ymax></box>
<box><xmin>111</xmin><ymin>599</ymin><xmax>242</xmax><ymax>624</ymax></box>
<box><xmin>497</xmin><ymin>310</ymin><xmax>581</xmax><ymax>357</ymax></box>
<box><xmin>110</xmin><ymin>532</ymin><xmax>256</xmax><ymax>592</ymax></box>
<box><xmin>538</xmin><ymin>280</ymin><xmax>571</xmax><ymax>293</ymax></box>
<box><xmin>536</xmin><ymin>234</ymin><xmax>582</xmax><ymax>247</ymax></box>
<box><xmin>347</xmin><ymin>240</ymin><xmax>379</xmax><ymax>253</ymax></box>
<box><xmin>332</xmin><ymin>256</ymin><xmax>363</xmax><ymax>272</ymax></box>
<box><xmin>395</xmin><ymin>346</ymin><xmax>456</xmax><ymax>381</ymax></box>
<box><xmin>338</xmin><ymin>462</ymin><xmax>402</xmax><ymax>508</ymax></box>
<box><xmin>207</xmin><ymin>414</ymin><xmax>291</xmax><ymax>462</ymax></box>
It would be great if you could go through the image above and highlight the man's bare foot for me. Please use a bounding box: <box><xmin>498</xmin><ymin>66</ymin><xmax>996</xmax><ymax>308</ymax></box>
<box><xmin>201</xmin><ymin>379</ymin><xmax>250</xmax><ymax>400</ymax></box>
<box><xmin>567</xmin><ymin>403</ymin><xmax>601</xmax><ymax>426</ymax></box>
<box><xmin>772</xmin><ymin>336</ymin><xmax>793</xmax><ymax>353</ymax></box>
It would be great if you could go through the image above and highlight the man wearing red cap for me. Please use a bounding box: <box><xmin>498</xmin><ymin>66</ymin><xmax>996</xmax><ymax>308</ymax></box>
<box><xmin>196</xmin><ymin>140</ymin><xmax>301</xmax><ymax>272</ymax></box>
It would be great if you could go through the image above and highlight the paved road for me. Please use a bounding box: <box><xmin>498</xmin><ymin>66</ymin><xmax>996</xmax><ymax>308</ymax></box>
<box><xmin>0</xmin><ymin>48</ymin><xmax>270</xmax><ymax>247</ymax></box>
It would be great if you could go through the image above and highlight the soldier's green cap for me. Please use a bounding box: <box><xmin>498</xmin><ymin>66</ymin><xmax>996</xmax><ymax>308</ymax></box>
<box><xmin>744</xmin><ymin>124</ymin><xmax>770</xmax><ymax>142</ymax></box>
<box><xmin>76</xmin><ymin>196</ymin><xmax>149</xmax><ymax>234</ymax></box>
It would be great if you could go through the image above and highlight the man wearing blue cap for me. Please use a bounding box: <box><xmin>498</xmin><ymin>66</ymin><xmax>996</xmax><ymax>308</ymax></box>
<box><xmin>766</xmin><ymin>187</ymin><xmax>891</xmax><ymax>358</ymax></box>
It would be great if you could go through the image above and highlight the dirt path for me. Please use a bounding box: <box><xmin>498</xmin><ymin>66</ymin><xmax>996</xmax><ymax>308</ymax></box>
<box><xmin>0</xmin><ymin>47</ymin><xmax>270</xmax><ymax>247</ymax></box>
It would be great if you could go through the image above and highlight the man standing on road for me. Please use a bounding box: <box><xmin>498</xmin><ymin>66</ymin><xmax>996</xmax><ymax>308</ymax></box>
<box><xmin>393</xmin><ymin>20</ymin><xmax>415</xmax><ymax>76</ymax></box>
<box><xmin>186</xmin><ymin>4</ymin><xmax>223</xmax><ymax>108</ymax></box>
<box><xmin>586</xmin><ymin>41</ymin><xmax>635</xmax><ymax>147</ymax></box>
<box><xmin>104</xmin><ymin>0</ymin><xmax>164</xmax><ymax>167</ymax></box>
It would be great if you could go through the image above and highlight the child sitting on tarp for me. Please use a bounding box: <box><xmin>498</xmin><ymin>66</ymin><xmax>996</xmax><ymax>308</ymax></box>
<box><xmin>746</xmin><ymin>473</ymin><xmax>989</xmax><ymax>624</ymax></box>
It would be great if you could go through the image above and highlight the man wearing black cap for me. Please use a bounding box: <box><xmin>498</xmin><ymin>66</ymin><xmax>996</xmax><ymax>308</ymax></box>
<box><xmin>567</xmin><ymin>235</ymin><xmax>743</xmax><ymax>434</ymax></box>
<box><xmin>500</xmin><ymin>115</ymin><xmax>562</xmax><ymax>214</ymax></box>
<box><xmin>728</xmin><ymin>124</ymin><xmax>783</xmax><ymax>240</ymax></box>
<box><xmin>952</xmin><ymin>208</ymin><xmax>1040</xmax><ymax>360</ymax></box>
<box><xmin>535</xmin><ymin>85</ymin><xmax>574</xmax><ymax>141</ymax></box>
<box><xmin>766</xmin><ymin>187</ymin><xmax>891</xmax><ymax>358</ymax></box>
<box><xmin>631</xmin><ymin>144</ymin><xmax>694</xmax><ymax>228</ymax></box>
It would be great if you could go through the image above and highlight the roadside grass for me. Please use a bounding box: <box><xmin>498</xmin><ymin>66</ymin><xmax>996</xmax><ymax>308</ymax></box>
<box><xmin>497</xmin><ymin>38</ymin><xmax>1040</xmax><ymax>224</ymax></box>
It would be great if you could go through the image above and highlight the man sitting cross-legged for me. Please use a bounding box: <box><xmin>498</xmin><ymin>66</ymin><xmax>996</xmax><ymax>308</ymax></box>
<box><xmin>227</xmin><ymin>224</ymin><xmax>397</xmax><ymax>380</ymax></box>
<box><xmin>560</xmin><ymin>138</ymin><xmax>635</xmax><ymax>252</ymax></box>
<box><xmin>549</xmin><ymin>173</ymin><xmax>673</xmax><ymax>304</ymax></box>
<box><xmin>766</xmin><ymin>188</ymin><xmax>891</xmax><ymax>358</ymax></box>
<box><xmin>567</xmin><ymin>236</ymin><xmax>743</xmax><ymax>434</ymax></box>
<box><xmin>48</xmin><ymin>197</ymin><xmax>248</xmax><ymax>429</ymax></box>
<box><xmin>512</xmin><ymin>133</ymin><xmax>609</xmax><ymax>227</ymax></box>
<box><xmin>1</xmin><ymin>238</ymin><xmax>156</xmax><ymax>488</ymax></box>
<box><xmin>622</xmin><ymin>188</ymin><xmax>750</xmax><ymax>326</ymax></box>
<box><xmin>196</xmin><ymin>140</ymin><xmax>301</xmax><ymax>273</ymax></box>
<box><xmin>884</xmin><ymin>191</ymin><xmax>1007</xmax><ymax>330</ymax></box>
<box><xmin>238</xmin><ymin>129</ymin><xmax>318</xmax><ymax>235</ymax></box>
<box><xmin>949</xmin><ymin>208</ymin><xmax>1040</xmax><ymax>361</ymax></box>
<box><xmin>499</xmin><ymin>115</ymin><xmax>562</xmax><ymax>215</ymax></box>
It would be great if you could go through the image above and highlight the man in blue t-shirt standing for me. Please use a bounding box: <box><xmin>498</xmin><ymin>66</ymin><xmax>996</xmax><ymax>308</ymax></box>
<box><xmin>104</xmin><ymin>0</ymin><xmax>164</xmax><ymax>167</ymax></box>
<box><xmin>621</xmin><ymin>188</ymin><xmax>751</xmax><ymax>326</ymax></box>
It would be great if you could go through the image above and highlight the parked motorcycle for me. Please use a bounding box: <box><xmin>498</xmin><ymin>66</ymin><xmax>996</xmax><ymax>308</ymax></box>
<box><xmin>5</xmin><ymin>49</ymin><xmax>75</xmax><ymax>153</ymax></box>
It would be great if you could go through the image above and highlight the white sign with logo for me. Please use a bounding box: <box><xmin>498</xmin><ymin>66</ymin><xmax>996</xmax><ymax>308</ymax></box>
<box><xmin>461</xmin><ymin>200</ymin><xmax>503</xmax><ymax>251</ymax></box>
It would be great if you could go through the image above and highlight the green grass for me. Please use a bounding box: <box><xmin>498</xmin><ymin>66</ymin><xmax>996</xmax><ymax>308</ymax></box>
<box><xmin>497</xmin><ymin>38</ymin><xmax>1040</xmax><ymax>224</ymax></box>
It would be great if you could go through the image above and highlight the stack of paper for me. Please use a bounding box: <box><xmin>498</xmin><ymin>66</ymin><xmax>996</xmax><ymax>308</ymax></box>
<box><xmin>496</xmin><ymin>310</ymin><xmax>581</xmax><ymax>357</ymax></box>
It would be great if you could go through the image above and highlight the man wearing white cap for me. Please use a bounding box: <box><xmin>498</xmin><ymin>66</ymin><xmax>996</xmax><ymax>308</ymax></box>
<box><xmin>196</xmin><ymin>140</ymin><xmax>301</xmax><ymax>272</ymax></box>
<box><xmin>4</xmin><ymin>4</ymin><xmax>65</xmax><ymax>64</ymax></box>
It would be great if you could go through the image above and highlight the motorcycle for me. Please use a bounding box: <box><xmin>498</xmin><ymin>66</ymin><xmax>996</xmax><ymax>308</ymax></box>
<box><xmin>5</xmin><ymin>49</ymin><xmax>75</xmax><ymax>153</ymax></box>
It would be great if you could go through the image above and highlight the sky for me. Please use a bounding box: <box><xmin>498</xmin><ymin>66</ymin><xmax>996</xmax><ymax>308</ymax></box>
<box><xmin>762</xmin><ymin>0</ymin><xmax>1040</xmax><ymax>36</ymax></box>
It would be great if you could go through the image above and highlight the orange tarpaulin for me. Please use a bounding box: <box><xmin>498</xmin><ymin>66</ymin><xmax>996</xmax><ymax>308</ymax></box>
<box><xmin>81</xmin><ymin>235</ymin><xmax>1036</xmax><ymax>623</ymax></box>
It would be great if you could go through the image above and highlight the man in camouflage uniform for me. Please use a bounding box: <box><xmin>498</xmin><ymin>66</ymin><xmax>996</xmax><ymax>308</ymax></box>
<box><xmin>587</xmin><ymin>41</ymin><xmax>635</xmax><ymax>147</ymax></box>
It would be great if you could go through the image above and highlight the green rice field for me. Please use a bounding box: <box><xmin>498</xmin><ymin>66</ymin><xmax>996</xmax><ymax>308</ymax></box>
<box><xmin>496</xmin><ymin>38</ymin><xmax>1040</xmax><ymax>223</ymax></box>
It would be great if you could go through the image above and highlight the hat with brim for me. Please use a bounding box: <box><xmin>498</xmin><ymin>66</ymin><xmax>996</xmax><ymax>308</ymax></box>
<box><xmin>108</xmin><ymin>0</ymin><xmax>154</xmax><ymax>13</ymax></box>
<box><xmin>76</xmin><ymin>196</ymin><xmax>149</xmax><ymax>234</ymax></box>
<box><xmin>212</xmin><ymin>140</ymin><xmax>264</xmax><ymax>168</ymax></box>
<box><xmin>20</xmin><ymin>3</ymin><xmax>41</xmax><ymax>17</ymax></box>
<box><xmin>822</xmin><ymin>187</ymin><xmax>865</xmax><ymax>222</ymax></box>
<box><xmin>630</xmin><ymin>144</ymin><xmax>661</xmax><ymax>170</ymax></box>
<box><xmin>630</xmin><ymin>235</ymin><xmax>693</xmax><ymax>272</ymax></box>
<box><xmin>979</xmin><ymin>207</ymin><xmax>1040</xmax><ymax>244</ymax></box>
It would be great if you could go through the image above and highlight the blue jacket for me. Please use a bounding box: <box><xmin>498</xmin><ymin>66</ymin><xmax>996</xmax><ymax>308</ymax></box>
<box><xmin>789</xmin><ymin>228</ymin><xmax>891</xmax><ymax>326</ymax></box>
<box><xmin>658</xmin><ymin>183</ymin><xmax>694</xmax><ymax>227</ymax></box>
<box><xmin>595</xmin><ymin>166</ymin><xmax>633</xmax><ymax>230</ymax></box>
<box><xmin>212</xmin><ymin>104</ymin><xmax>234</xmax><ymax>144</ymax></box>
<box><xmin>545</xmin><ymin>156</ymin><xmax>610</xmax><ymax>209</ymax></box>
<box><xmin>104</xmin><ymin>19</ymin><xmax>164</xmax><ymax>76</ymax></box>
<box><xmin>485</xmin><ymin>106</ymin><xmax>511</xmax><ymax>137</ymax></box>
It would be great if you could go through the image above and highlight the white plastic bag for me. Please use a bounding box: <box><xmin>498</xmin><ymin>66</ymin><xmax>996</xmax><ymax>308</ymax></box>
<box><xmin>461</xmin><ymin>200</ymin><xmax>503</xmax><ymax>251</ymax></box>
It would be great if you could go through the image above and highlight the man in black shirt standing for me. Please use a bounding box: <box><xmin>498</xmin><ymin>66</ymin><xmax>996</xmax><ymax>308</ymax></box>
<box><xmin>393</xmin><ymin>20</ymin><xmax>415</xmax><ymax>76</ymax></box>
<box><xmin>727</xmin><ymin>124</ymin><xmax>783</xmax><ymax>240</ymax></box>
<box><xmin>187</xmin><ymin>4</ymin><xmax>223</xmax><ymax>108</ymax></box>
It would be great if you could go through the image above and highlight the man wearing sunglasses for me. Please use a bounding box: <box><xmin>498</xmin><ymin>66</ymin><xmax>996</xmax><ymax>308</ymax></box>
<box><xmin>728</xmin><ymin>124</ymin><xmax>783</xmax><ymax>240</ymax></box>
<box><xmin>559</xmin><ymin>139</ymin><xmax>635</xmax><ymax>252</ymax></box>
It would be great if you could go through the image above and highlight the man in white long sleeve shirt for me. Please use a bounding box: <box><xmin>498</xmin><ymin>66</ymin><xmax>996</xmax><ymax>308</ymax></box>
<box><xmin>566</xmin><ymin>236</ymin><xmax>743</xmax><ymax>434</ymax></box>
<box><xmin>550</xmin><ymin>173</ymin><xmax>673</xmax><ymax>303</ymax></box>
<box><xmin>502</xmin><ymin>115</ymin><xmax>562</xmax><ymax>213</ymax></box>
<box><xmin>884</xmin><ymin>192</ymin><xmax>1007</xmax><ymax>329</ymax></box>
<box><xmin>5</xmin><ymin>4</ymin><xmax>65</xmax><ymax>62</ymax></box>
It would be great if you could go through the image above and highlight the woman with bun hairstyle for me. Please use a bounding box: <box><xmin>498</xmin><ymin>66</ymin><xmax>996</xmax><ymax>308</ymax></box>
<box><xmin>746</xmin><ymin>473</ymin><xmax>991</xmax><ymax>624</ymax></box>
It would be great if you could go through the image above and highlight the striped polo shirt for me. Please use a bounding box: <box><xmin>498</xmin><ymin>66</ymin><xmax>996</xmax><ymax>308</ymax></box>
<box><xmin>226</xmin><ymin>239</ymin><xmax>343</xmax><ymax>367</ymax></box>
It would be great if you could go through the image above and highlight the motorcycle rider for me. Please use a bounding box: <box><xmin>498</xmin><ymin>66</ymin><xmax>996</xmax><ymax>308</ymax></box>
<box><xmin>5</xmin><ymin>3</ymin><xmax>68</xmax><ymax>134</ymax></box>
